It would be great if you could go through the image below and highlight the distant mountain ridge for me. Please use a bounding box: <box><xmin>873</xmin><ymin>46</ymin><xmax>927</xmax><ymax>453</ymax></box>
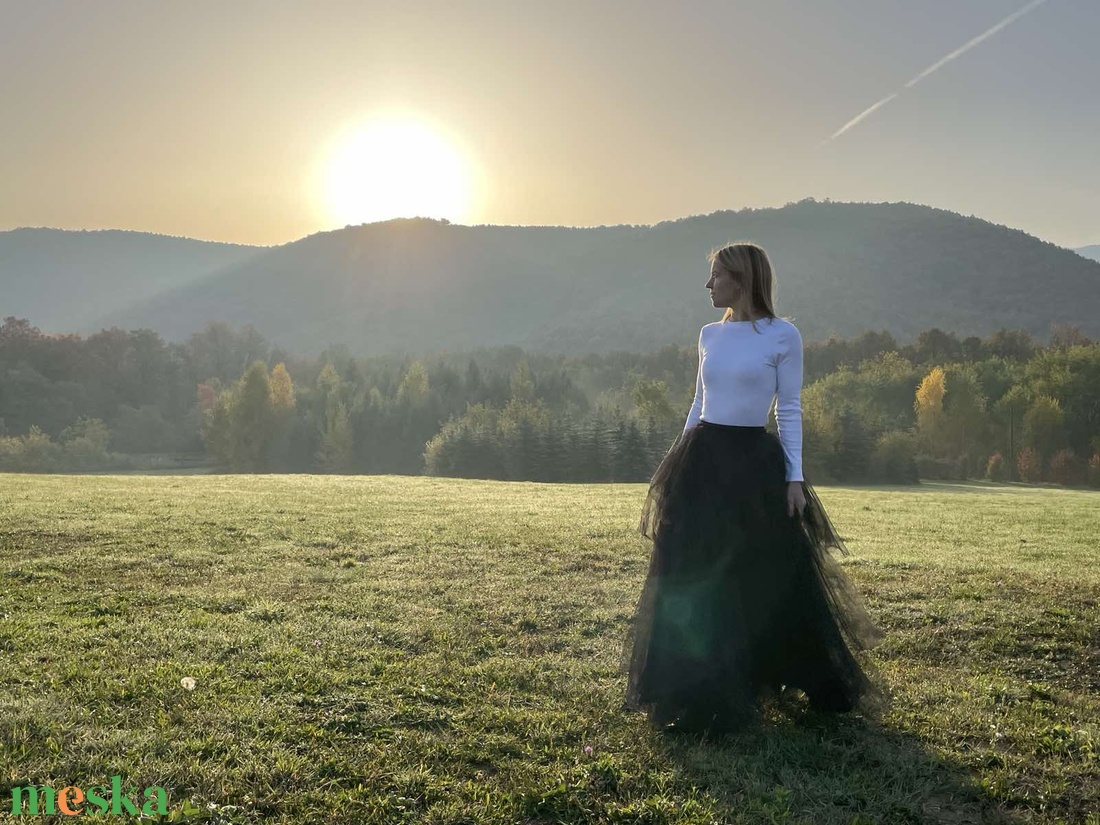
<box><xmin>3</xmin><ymin>202</ymin><xmax>1098</xmax><ymax>355</ymax></box>
<box><xmin>0</xmin><ymin>227</ymin><xmax>261</xmax><ymax>333</ymax></box>
<box><xmin>1075</xmin><ymin>244</ymin><xmax>1100</xmax><ymax>263</ymax></box>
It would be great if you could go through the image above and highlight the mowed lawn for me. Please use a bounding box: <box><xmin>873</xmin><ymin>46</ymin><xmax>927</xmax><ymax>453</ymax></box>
<box><xmin>0</xmin><ymin>474</ymin><xmax>1097</xmax><ymax>825</ymax></box>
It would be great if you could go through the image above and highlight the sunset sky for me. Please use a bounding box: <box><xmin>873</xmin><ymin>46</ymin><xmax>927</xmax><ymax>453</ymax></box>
<box><xmin>2</xmin><ymin>0</ymin><xmax>1096</xmax><ymax>249</ymax></box>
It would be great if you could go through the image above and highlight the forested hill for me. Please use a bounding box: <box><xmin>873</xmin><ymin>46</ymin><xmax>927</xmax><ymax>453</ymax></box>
<box><xmin>4</xmin><ymin>201</ymin><xmax>1098</xmax><ymax>355</ymax></box>
<box><xmin>0</xmin><ymin>228</ymin><xmax>261</xmax><ymax>333</ymax></box>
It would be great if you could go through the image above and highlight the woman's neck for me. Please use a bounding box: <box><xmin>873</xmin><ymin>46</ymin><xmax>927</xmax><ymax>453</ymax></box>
<box><xmin>728</xmin><ymin>308</ymin><xmax>765</xmax><ymax>322</ymax></box>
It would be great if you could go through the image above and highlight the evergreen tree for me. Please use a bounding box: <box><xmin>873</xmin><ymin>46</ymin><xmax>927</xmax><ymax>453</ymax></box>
<box><xmin>541</xmin><ymin>419</ymin><xmax>569</xmax><ymax>482</ymax></box>
<box><xmin>828</xmin><ymin>407</ymin><xmax>874</xmax><ymax>482</ymax></box>
<box><xmin>619</xmin><ymin>420</ymin><xmax>651</xmax><ymax>481</ymax></box>
<box><xmin>465</xmin><ymin>359</ymin><xmax>483</xmax><ymax>397</ymax></box>
<box><xmin>585</xmin><ymin>418</ymin><xmax>610</xmax><ymax>482</ymax></box>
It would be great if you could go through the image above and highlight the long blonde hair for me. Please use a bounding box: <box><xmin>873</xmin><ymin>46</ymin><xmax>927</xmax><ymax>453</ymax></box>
<box><xmin>707</xmin><ymin>242</ymin><xmax>785</xmax><ymax>333</ymax></box>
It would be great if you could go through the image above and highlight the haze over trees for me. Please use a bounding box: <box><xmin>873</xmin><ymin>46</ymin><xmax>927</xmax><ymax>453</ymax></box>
<box><xmin>1</xmin><ymin>315</ymin><xmax>1097</xmax><ymax>488</ymax></box>
<box><xmin>3</xmin><ymin>201</ymin><xmax>1098</xmax><ymax>358</ymax></box>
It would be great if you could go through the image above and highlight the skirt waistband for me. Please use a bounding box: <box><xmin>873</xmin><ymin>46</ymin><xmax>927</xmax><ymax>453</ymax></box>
<box><xmin>699</xmin><ymin>420</ymin><xmax>767</xmax><ymax>432</ymax></box>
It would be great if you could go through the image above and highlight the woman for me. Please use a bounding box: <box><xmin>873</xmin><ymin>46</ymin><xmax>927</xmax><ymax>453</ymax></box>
<box><xmin>621</xmin><ymin>242</ymin><xmax>889</xmax><ymax>736</ymax></box>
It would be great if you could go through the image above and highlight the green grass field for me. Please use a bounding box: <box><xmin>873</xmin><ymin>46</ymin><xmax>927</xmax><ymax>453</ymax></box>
<box><xmin>1</xmin><ymin>474</ymin><xmax>1097</xmax><ymax>824</ymax></box>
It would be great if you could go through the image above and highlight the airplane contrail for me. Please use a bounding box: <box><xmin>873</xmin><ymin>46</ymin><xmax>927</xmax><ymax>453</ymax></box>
<box><xmin>826</xmin><ymin>0</ymin><xmax>1052</xmax><ymax>142</ymax></box>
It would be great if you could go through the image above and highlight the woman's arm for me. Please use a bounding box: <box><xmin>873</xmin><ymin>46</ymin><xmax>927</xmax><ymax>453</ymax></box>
<box><xmin>682</xmin><ymin>327</ymin><xmax>704</xmax><ymax>435</ymax></box>
<box><xmin>775</xmin><ymin>323</ymin><xmax>804</xmax><ymax>482</ymax></box>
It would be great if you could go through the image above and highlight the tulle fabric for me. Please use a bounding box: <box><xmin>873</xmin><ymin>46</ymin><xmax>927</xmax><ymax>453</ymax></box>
<box><xmin>621</xmin><ymin>421</ymin><xmax>889</xmax><ymax>732</ymax></box>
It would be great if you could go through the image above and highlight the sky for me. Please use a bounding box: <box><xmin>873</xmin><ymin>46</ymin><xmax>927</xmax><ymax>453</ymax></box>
<box><xmin>1</xmin><ymin>0</ymin><xmax>1096</xmax><ymax>249</ymax></box>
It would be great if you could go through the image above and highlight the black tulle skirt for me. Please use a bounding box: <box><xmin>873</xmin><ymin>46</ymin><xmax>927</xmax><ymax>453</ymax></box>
<box><xmin>621</xmin><ymin>421</ymin><xmax>889</xmax><ymax>733</ymax></box>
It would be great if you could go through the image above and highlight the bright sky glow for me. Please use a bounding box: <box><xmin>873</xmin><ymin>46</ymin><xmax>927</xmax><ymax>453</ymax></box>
<box><xmin>318</xmin><ymin>114</ymin><xmax>477</xmax><ymax>226</ymax></box>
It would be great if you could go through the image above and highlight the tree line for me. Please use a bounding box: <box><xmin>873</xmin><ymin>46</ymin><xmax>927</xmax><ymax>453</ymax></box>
<box><xmin>1</xmin><ymin>315</ymin><xmax>1097</xmax><ymax>487</ymax></box>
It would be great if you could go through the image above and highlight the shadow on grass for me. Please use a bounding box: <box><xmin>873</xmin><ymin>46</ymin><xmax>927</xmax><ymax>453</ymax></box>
<box><xmin>653</xmin><ymin>697</ymin><xmax>1012</xmax><ymax>825</ymax></box>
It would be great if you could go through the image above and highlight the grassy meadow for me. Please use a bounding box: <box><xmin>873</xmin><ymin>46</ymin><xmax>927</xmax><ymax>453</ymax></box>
<box><xmin>0</xmin><ymin>473</ymin><xmax>1097</xmax><ymax>824</ymax></box>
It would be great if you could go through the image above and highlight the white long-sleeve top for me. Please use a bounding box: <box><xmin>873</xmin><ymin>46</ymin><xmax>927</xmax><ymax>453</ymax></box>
<box><xmin>682</xmin><ymin>316</ymin><xmax>805</xmax><ymax>482</ymax></box>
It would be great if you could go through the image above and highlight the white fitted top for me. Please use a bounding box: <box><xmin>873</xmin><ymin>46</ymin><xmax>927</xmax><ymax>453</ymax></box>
<box><xmin>682</xmin><ymin>316</ymin><xmax>804</xmax><ymax>482</ymax></box>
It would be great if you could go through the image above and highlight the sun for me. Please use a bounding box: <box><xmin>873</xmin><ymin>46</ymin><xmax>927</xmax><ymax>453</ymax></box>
<box><xmin>318</xmin><ymin>114</ymin><xmax>477</xmax><ymax>227</ymax></box>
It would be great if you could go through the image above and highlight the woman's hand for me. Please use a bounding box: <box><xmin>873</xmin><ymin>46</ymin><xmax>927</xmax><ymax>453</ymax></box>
<box><xmin>787</xmin><ymin>481</ymin><xmax>806</xmax><ymax>518</ymax></box>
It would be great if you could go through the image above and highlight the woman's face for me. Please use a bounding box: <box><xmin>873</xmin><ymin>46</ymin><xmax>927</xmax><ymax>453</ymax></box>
<box><xmin>706</xmin><ymin>264</ymin><xmax>737</xmax><ymax>308</ymax></box>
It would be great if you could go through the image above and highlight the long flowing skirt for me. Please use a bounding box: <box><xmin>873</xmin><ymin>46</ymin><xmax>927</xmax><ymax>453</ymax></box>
<box><xmin>621</xmin><ymin>421</ymin><xmax>889</xmax><ymax>733</ymax></box>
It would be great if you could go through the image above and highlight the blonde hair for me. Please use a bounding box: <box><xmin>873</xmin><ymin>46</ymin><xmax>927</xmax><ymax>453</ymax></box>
<box><xmin>707</xmin><ymin>242</ymin><xmax>787</xmax><ymax>333</ymax></box>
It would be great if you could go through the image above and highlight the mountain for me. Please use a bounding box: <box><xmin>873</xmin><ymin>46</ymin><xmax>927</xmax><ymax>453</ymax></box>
<box><xmin>5</xmin><ymin>202</ymin><xmax>1099</xmax><ymax>355</ymax></box>
<box><xmin>1075</xmin><ymin>245</ymin><xmax>1100</xmax><ymax>263</ymax></box>
<box><xmin>0</xmin><ymin>228</ymin><xmax>262</xmax><ymax>333</ymax></box>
